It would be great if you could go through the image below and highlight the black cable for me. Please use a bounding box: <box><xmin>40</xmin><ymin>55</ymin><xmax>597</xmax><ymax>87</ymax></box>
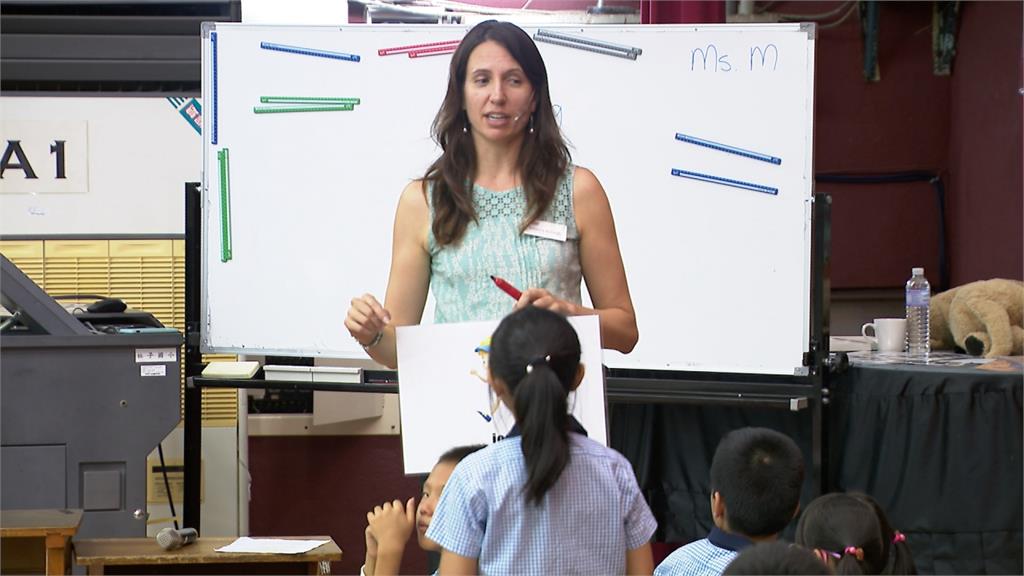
<box><xmin>157</xmin><ymin>442</ymin><xmax>180</xmax><ymax>531</ymax></box>
<box><xmin>816</xmin><ymin>170</ymin><xmax>936</xmax><ymax>184</ymax></box>
<box><xmin>815</xmin><ymin>171</ymin><xmax>948</xmax><ymax>291</ymax></box>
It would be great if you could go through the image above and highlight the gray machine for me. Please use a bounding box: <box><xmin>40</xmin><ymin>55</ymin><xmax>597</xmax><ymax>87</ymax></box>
<box><xmin>0</xmin><ymin>255</ymin><xmax>181</xmax><ymax>538</ymax></box>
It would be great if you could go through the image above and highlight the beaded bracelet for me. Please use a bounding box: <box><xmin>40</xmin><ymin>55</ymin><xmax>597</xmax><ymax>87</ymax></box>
<box><xmin>362</xmin><ymin>331</ymin><xmax>384</xmax><ymax>350</ymax></box>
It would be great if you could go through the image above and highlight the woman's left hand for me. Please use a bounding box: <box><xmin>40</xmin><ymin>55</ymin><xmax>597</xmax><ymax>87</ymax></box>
<box><xmin>516</xmin><ymin>288</ymin><xmax>582</xmax><ymax>316</ymax></box>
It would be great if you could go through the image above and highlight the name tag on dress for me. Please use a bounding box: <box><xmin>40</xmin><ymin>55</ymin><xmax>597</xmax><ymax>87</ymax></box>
<box><xmin>524</xmin><ymin>220</ymin><xmax>568</xmax><ymax>242</ymax></box>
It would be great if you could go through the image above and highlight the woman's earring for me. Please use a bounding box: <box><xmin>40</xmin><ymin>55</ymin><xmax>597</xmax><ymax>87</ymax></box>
<box><xmin>462</xmin><ymin>120</ymin><xmax>468</xmax><ymax>134</ymax></box>
<box><xmin>528</xmin><ymin>114</ymin><xmax>535</xmax><ymax>134</ymax></box>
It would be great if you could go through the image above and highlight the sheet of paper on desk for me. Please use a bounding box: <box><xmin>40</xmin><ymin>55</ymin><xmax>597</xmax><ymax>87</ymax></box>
<box><xmin>215</xmin><ymin>537</ymin><xmax>328</xmax><ymax>554</ymax></box>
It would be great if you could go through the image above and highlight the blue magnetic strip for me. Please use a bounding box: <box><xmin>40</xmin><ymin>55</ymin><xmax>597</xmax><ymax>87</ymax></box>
<box><xmin>671</xmin><ymin>168</ymin><xmax>778</xmax><ymax>195</ymax></box>
<box><xmin>675</xmin><ymin>133</ymin><xmax>782</xmax><ymax>165</ymax></box>
<box><xmin>536</xmin><ymin>29</ymin><xmax>641</xmax><ymax>56</ymax></box>
<box><xmin>211</xmin><ymin>32</ymin><xmax>218</xmax><ymax>145</ymax></box>
<box><xmin>533</xmin><ymin>35</ymin><xmax>637</xmax><ymax>61</ymax></box>
<box><xmin>260</xmin><ymin>41</ymin><xmax>360</xmax><ymax>62</ymax></box>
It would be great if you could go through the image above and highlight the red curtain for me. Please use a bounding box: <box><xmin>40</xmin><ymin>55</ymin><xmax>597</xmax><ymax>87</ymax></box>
<box><xmin>640</xmin><ymin>1</ymin><xmax>725</xmax><ymax>24</ymax></box>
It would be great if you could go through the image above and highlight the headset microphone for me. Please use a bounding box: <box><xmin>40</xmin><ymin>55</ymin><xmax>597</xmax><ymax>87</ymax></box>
<box><xmin>156</xmin><ymin>527</ymin><xmax>199</xmax><ymax>551</ymax></box>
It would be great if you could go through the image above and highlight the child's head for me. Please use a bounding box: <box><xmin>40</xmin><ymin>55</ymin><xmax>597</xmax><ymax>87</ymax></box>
<box><xmin>709</xmin><ymin>427</ymin><xmax>804</xmax><ymax>539</ymax></box>
<box><xmin>723</xmin><ymin>541</ymin><xmax>833</xmax><ymax>575</ymax></box>
<box><xmin>488</xmin><ymin>306</ymin><xmax>584</xmax><ymax>505</ymax></box>
<box><xmin>795</xmin><ymin>492</ymin><xmax>910</xmax><ymax>575</ymax></box>
<box><xmin>416</xmin><ymin>445</ymin><xmax>485</xmax><ymax>551</ymax></box>
<box><xmin>851</xmin><ymin>493</ymin><xmax>916</xmax><ymax>575</ymax></box>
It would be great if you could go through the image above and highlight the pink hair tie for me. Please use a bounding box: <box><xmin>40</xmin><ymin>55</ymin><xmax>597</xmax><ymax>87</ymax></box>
<box><xmin>893</xmin><ymin>531</ymin><xmax>907</xmax><ymax>544</ymax></box>
<box><xmin>844</xmin><ymin>546</ymin><xmax>865</xmax><ymax>561</ymax></box>
<box><xmin>814</xmin><ymin>549</ymin><xmax>841</xmax><ymax>563</ymax></box>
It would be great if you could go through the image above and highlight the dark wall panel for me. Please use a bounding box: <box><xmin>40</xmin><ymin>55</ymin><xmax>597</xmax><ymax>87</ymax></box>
<box><xmin>800</xmin><ymin>0</ymin><xmax>1022</xmax><ymax>288</ymax></box>
<box><xmin>811</xmin><ymin>1</ymin><xmax>951</xmax><ymax>288</ymax></box>
<box><xmin>248</xmin><ymin>435</ymin><xmax>427</xmax><ymax>576</ymax></box>
<box><xmin>947</xmin><ymin>1</ymin><xmax>1023</xmax><ymax>285</ymax></box>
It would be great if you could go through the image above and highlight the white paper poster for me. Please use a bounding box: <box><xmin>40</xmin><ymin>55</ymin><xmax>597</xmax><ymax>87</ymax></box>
<box><xmin>396</xmin><ymin>315</ymin><xmax>606</xmax><ymax>474</ymax></box>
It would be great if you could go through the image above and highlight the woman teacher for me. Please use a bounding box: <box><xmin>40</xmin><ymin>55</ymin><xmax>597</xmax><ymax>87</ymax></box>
<box><xmin>345</xmin><ymin>20</ymin><xmax>636</xmax><ymax>369</ymax></box>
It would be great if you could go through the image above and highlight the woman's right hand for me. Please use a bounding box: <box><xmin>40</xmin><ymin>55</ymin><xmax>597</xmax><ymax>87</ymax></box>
<box><xmin>345</xmin><ymin>293</ymin><xmax>391</xmax><ymax>347</ymax></box>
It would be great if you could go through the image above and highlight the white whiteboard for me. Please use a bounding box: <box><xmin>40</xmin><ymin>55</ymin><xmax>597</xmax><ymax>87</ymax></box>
<box><xmin>201</xmin><ymin>23</ymin><xmax>816</xmax><ymax>375</ymax></box>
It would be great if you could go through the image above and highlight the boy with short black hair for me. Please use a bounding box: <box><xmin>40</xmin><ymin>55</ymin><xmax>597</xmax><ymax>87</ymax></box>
<box><xmin>362</xmin><ymin>445</ymin><xmax>486</xmax><ymax>576</ymax></box>
<box><xmin>655</xmin><ymin>427</ymin><xmax>805</xmax><ymax>576</ymax></box>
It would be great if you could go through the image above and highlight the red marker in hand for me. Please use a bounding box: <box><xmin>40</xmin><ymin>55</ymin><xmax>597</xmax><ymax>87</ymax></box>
<box><xmin>490</xmin><ymin>275</ymin><xmax>522</xmax><ymax>300</ymax></box>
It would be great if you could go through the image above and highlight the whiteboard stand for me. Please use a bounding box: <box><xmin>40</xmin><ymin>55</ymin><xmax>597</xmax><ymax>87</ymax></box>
<box><xmin>190</xmin><ymin>22</ymin><xmax>831</xmax><ymax>529</ymax></box>
<box><xmin>181</xmin><ymin>186</ymin><xmax>845</xmax><ymax>530</ymax></box>
<box><xmin>183</xmin><ymin>181</ymin><xmax>203</xmax><ymax>534</ymax></box>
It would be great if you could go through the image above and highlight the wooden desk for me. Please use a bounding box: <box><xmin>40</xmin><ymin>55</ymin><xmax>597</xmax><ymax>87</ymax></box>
<box><xmin>74</xmin><ymin>536</ymin><xmax>342</xmax><ymax>575</ymax></box>
<box><xmin>0</xmin><ymin>508</ymin><xmax>84</xmax><ymax>575</ymax></box>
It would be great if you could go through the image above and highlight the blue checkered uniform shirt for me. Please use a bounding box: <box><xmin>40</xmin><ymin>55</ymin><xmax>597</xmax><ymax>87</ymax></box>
<box><xmin>653</xmin><ymin>527</ymin><xmax>754</xmax><ymax>576</ymax></box>
<box><xmin>426</xmin><ymin>432</ymin><xmax>657</xmax><ymax>575</ymax></box>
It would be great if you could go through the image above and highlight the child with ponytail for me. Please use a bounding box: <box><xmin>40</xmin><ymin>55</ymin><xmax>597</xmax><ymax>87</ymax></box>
<box><xmin>851</xmin><ymin>493</ymin><xmax>917</xmax><ymax>575</ymax></box>
<box><xmin>796</xmin><ymin>493</ymin><xmax>916</xmax><ymax>575</ymax></box>
<box><xmin>426</xmin><ymin>306</ymin><xmax>657</xmax><ymax>575</ymax></box>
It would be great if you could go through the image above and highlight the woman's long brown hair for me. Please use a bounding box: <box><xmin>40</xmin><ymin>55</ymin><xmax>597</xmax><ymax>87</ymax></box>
<box><xmin>424</xmin><ymin>20</ymin><xmax>570</xmax><ymax>246</ymax></box>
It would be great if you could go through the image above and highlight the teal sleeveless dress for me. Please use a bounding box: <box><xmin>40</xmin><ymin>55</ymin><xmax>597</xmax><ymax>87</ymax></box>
<box><xmin>427</xmin><ymin>166</ymin><xmax>582</xmax><ymax>323</ymax></box>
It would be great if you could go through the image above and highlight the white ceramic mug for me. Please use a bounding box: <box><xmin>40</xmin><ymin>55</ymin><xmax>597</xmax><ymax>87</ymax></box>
<box><xmin>862</xmin><ymin>318</ymin><xmax>908</xmax><ymax>352</ymax></box>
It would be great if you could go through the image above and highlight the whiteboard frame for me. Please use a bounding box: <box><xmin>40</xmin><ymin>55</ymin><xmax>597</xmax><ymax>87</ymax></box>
<box><xmin>200</xmin><ymin>22</ymin><xmax>817</xmax><ymax>375</ymax></box>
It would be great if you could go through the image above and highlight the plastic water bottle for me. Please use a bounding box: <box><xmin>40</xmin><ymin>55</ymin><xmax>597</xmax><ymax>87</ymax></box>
<box><xmin>905</xmin><ymin>267</ymin><xmax>931</xmax><ymax>358</ymax></box>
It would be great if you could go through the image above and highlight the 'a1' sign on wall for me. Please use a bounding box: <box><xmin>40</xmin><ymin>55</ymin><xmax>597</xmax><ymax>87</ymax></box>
<box><xmin>0</xmin><ymin>121</ymin><xmax>89</xmax><ymax>194</ymax></box>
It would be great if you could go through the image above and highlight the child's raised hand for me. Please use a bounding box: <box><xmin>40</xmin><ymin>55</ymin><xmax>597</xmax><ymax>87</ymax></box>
<box><xmin>364</xmin><ymin>521</ymin><xmax>378</xmax><ymax>559</ymax></box>
<box><xmin>363</xmin><ymin>521</ymin><xmax>379</xmax><ymax>576</ymax></box>
<box><xmin>367</xmin><ymin>498</ymin><xmax>416</xmax><ymax>554</ymax></box>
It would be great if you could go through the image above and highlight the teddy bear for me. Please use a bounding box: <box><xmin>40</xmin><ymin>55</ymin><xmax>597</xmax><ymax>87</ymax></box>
<box><xmin>930</xmin><ymin>278</ymin><xmax>1024</xmax><ymax>357</ymax></box>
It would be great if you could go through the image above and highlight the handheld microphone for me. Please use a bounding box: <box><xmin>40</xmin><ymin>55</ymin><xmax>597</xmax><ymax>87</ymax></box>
<box><xmin>156</xmin><ymin>527</ymin><xmax>198</xmax><ymax>551</ymax></box>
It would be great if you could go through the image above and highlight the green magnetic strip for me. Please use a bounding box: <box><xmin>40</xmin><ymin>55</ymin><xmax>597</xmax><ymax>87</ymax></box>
<box><xmin>218</xmin><ymin>148</ymin><xmax>232</xmax><ymax>262</ymax></box>
<box><xmin>253</xmin><ymin>104</ymin><xmax>356</xmax><ymax>114</ymax></box>
<box><xmin>260</xmin><ymin>96</ymin><xmax>361</xmax><ymax>105</ymax></box>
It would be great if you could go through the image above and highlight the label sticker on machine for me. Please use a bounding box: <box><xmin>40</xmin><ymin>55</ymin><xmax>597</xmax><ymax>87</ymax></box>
<box><xmin>136</xmin><ymin>348</ymin><xmax>178</xmax><ymax>363</ymax></box>
<box><xmin>141</xmin><ymin>365</ymin><xmax>167</xmax><ymax>377</ymax></box>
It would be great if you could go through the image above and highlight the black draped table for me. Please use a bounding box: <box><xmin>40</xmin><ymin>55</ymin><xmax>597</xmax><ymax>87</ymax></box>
<box><xmin>828</xmin><ymin>357</ymin><xmax>1023</xmax><ymax>574</ymax></box>
<box><xmin>607</xmin><ymin>356</ymin><xmax>1022</xmax><ymax>575</ymax></box>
